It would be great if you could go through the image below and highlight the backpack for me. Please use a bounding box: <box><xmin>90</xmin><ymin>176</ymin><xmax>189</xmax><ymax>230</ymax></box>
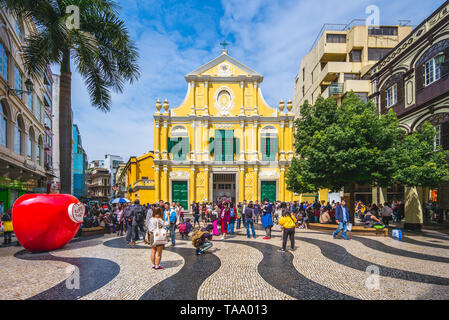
<box><xmin>133</xmin><ymin>205</ymin><xmax>145</xmax><ymax>223</ymax></box>
<box><xmin>179</xmin><ymin>222</ymin><xmax>187</xmax><ymax>233</ymax></box>
<box><xmin>230</xmin><ymin>208</ymin><xmax>235</xmax><ymax>218</ymax></box>
<box><xmin>191</xmin><ymin>230</ymin><xmax>207</xmax><ymax>247</ymax></box>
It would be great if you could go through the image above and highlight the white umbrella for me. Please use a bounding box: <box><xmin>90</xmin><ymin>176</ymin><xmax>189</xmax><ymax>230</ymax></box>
<box><xmin>110</xmin><ymin>198</ymin><xmax>131</xmax><ymax>204</ymax></box>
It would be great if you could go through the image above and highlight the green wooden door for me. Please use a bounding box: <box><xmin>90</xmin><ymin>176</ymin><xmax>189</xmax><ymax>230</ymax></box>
<box><xmin>261</xmin><ymin>181</ymin><xmax>276</xmax><ymax>202</ymax></box>
<box><xmin>172</xmin><ymin>181</ymin><xmax>188</xmax><ymax>209</ymax></box>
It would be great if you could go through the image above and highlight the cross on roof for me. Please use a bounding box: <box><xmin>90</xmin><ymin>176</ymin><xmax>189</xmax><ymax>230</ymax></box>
<box><xmin>220</xmin><ymin>40</ymin><xmax>229</xmax><ymax>50</ymax></box>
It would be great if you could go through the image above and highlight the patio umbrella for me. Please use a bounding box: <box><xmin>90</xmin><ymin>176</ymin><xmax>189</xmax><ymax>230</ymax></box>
<box><xmin>110</xmin><ymin>198</ymin><xmax>131</xmax><ymax>204</ymax></box>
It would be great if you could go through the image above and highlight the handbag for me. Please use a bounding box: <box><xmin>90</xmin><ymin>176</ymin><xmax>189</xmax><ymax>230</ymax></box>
<box><xmin>152</xmin><ymin>220</ymin><xmax>167</xmax><ymax>246</ymax></box>
<box><xmin>346</xmin><ymin>223</ymin><xmax>353</xmax><ymax>232</ymax></box>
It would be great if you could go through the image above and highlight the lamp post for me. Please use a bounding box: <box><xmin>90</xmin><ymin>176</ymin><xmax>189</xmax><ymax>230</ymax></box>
<box><xmin>8</xmin><ymin>78</ymin><xmax>34</xmax><ymax>95</ymax></box>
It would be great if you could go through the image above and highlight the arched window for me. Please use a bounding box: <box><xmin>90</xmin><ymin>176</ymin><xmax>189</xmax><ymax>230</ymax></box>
<box><xmin>260</xmin><ymin>126</ymin><xmax>278</xmax><ymax>161</ymax></box>
<box><xmin>37</xmin><ymin>135</ymin><xmax>43</xmax><ymax>165</ymax></box>
<box><xmin>0</xmin><ymin>42</ymin><xmax>7</xmax><ymax>81</ymax></box>
<box><xmin>28</xmin><ymin>127</ymin><xmax>35</xmax><ymax>160</ymax></box>
<box><xmin>14</xmin><ymin>115</ymin><xmax>24</xmax><ymax>155</ymax></box>
<box><xmin>0</xmin><ymin>101</ymin><xmax>7</xmax><ymax>147</ymax></box>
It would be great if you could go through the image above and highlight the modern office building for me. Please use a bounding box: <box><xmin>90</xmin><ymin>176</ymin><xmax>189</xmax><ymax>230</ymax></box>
<box><xmin>72</xmin><ymin>124</ymin><xmax>88</xmax><ymax>200</ymax></box>
<box><xmin>0</xmin><ymin>7</ymin><xmax>55</xmax><ymax>209</ymax></box>
<box><xmin>294</xmin><ymin>21</ymin><xmax>412</xmax><ymax>112</ymax></box>
<box><xmin>368</xmin><ymin>1</ymin><xmax>449</xmax><ymax>229</ymax></box>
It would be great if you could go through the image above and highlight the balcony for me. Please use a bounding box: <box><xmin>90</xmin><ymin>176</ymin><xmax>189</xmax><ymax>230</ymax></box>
<box><xmin>318</xmin><ymin>61</ymin><xmax>363</xmax><ymax>86</ymax></box>
<box><xmin>328</xmin><ymin>83</ymin><xmax>344</xmax><ymax>96</ymax></box>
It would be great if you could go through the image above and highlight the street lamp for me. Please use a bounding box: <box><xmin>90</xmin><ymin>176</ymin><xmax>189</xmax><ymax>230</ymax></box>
<box><xmin>8</xmin><ymin>78</ymin><xmax>34</xmax><ymax>95</ymax></box>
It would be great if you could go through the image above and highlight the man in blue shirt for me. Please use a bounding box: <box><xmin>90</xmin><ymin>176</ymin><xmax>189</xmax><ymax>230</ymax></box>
<box><xmin>163</xmin><ymin>202</ymin><xmax>178</xmax><ymax>247</ymax></box>
<box><xmin>333</xmin><ymin>199</ymin><xmax>350</xmax><ymax>240</ymax></box>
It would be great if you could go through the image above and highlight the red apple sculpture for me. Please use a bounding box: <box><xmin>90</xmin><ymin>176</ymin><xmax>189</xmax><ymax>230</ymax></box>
<box><xmin>12</xmin><ymin>194</ymin><xmax>85</xmax><ymax>252</ymax></box>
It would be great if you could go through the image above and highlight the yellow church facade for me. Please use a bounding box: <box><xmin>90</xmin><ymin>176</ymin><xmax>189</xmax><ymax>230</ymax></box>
<box><xmin>151</xmin><ymin>49</ymin><xmax>315</xmax><ymax>209</ymax></box>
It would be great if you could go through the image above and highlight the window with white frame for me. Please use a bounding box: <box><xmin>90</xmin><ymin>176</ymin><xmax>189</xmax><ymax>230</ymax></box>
<box><xmin>425</xmin><ymin>57</ymin><xmax>441</xmax><ymax>86</ymax></box>
<box><xmin>386</xmin><ymin>83</ymin><xmax>397</xmax><ymax>107</ymax></box>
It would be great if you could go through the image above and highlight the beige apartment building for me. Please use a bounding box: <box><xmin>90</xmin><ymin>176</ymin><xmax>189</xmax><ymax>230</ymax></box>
<box><xmin>294</xmin><ymin>21</ymin><xmax>413</xmax><ymax>114</ymax></box>
<box><xmin>0</xmin><ymin>7</ymin><xmax>55</xmax><ymax>210</ymax></box>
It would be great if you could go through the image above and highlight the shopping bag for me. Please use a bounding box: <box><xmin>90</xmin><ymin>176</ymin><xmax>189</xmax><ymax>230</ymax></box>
<box><xmin>392</xmin><ymin>228</ymin><xmax>402</xmax><ymax>241</ymax></box>
<box><xmin>346</xmin><ymin>223</ymin><xmax>352</xmax><ymax>232</ymax></box>
<box><xmin>153</xmin><ymin>226</ymin><xmax>167</xmax><ymax>246</ymax></box>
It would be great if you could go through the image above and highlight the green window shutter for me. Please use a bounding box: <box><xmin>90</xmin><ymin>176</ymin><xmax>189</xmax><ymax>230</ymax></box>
<box><xmin>183</xmin><ymin>137</ymin><xmax>189</xmax><ymax>159</ymax></box>
<box><xmin>233</xmin><ymin>137</ymin><xmax>239</xmax><ymax>157</ymax></box>
<box><xmin>214</xmin><ymin>130</ymin><xmax>224</xmax><ymax>161</ymax></box>
<box><xmin>272</xmin><ymin>137</ymin><xmax>278</xmax><ymax>160</ymax></box>
<box><xmin>173</xmin><ymin>137</ymin><xmax>181</xmax><ymax>160</ymax></box>
<box><xmin>209</xmin><ymin>137</ymin><xmax>214</xmax><ymax>156</ymax></box>
<box><xmin>266</xmin><ymin>138</ymin><xmax>271</xmax><ymax>158</ymax></box>
<box><xmin>224</xmin><ymin>130</ymin><xmax>234</xmax><ymax>161</ymax></box>
<box><xmin>167</xmin><ymin>137</ymin><xmax>173</xmax><ymax>153</ymax></box>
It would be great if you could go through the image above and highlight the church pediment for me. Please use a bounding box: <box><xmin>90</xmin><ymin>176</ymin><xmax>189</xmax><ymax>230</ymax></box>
<box><xmin>185</xmin><ymin>51</ymin><xmax>262</xmax><ymax>80</ymax></box>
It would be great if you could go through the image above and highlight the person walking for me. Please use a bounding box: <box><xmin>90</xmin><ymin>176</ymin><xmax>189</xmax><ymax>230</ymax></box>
<box><xmin>148</xmin><ymin>207</ymin><xmax>166</xmax><ymax>270</ymax></box>
<box><xmin>236</xmin><ymin>203</ymin><xmax>242</xmax><ymax>229</ymax></box>
<box><xmin>244</xmin><ymin>202</ymin><xmax>257</xmax><ymax>239</ymax></box>
<box><xmin>116</xmin><ymin>205</ymin><xmax>125</xmax><ymax>236</ymax></box>
<box><xmin>261</xmin><ymin>198</ymin><xmax>274</xmax><ymax>239</ymax></box>
<box><xmin>131</xmin><ymin>199</ymin><xmax>146</xmax><ymax>242</ymax></box>
<box><xmin>1</xmin><ymin>209</ymin><xmax>13</xmax><ymax>245</ymax></box>
<box><xmin>278</xmin><ymin>207</ymin><xmax>297</xmax><ymax>252</ymax></box>
<box><xmin>124</xmin><ymin>203</ymin><xmax>135</xmax><ymax>245</ymax></box>
<box><xmin>228</xmin><ymin>203</ymin><xmax>237</xmax><ymax>235</ymax></box>
<box><xmin>333</xmin><ymin>199</ymin><xmax>350</xmax><ymax>240</ymax></box>
<box><xmin>219</xmin><ymin>202</ymin><xmax>230</xmax><ymax>240</ymax></box>
<box><xmin>163</xmin><ymin>202</ymin><xmax>178</xmax><ymax>247</ymax></box>
<box><xmin>192</xmin><ymin>202</ymin><xmax>201</xmax><ymax>228</ymax></box>
<box><xmin>254</xmin><ymin>201</ymin><xmax>260</xmax><ymax>224</ymax></box>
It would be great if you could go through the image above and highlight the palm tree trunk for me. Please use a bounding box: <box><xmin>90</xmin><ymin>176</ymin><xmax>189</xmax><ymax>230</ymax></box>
<box><xmin>59</xmin><ymin>49</ymin><xmax>72</xmax><ymax>194</ymax></box>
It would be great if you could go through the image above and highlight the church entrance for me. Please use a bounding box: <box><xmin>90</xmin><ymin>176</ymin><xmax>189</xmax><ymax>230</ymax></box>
<box><xmin>213</xmin><ymin>174</ymin><xmax>236</xmax><ymax>204</ymax></box>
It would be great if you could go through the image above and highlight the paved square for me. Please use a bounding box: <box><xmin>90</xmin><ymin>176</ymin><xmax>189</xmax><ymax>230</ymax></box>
<box><xmin>1</xmin><ymin>224</ymin><xmax>449</xmax><ymax>300</ymax></box>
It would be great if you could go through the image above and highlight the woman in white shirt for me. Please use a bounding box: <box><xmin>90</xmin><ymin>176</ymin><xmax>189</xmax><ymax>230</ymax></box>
<box><xmin>148</xmin><ymin>207</ymin><xmax>165</xmax><ymax>270</ymax></box>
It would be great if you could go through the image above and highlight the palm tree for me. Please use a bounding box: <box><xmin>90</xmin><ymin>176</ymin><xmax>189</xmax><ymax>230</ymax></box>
<box><xmin>1</xmin><ymin>0</ymin><xmax>140</xmax><ymax>194</ymax></box>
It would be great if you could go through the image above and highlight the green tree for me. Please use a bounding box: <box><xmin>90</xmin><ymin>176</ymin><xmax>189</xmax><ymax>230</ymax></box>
<box><xmin>2</xmin><ymin>0</ymin><xmax>140</xmax><ymax>193</ymax></box>
<box><xmin>393</xmin><ymin>122</ymin><xmax>449</xmax><ymax>228</ymax></box>
<box><xmin>394</xmin><ymin>121</ymin><xmax>449</xmax><ymax>187</ymax></box>
<box><xmin>287</xmin><ymin>92</ymin><xmax>401</xmax><ymax>222</ymax></box>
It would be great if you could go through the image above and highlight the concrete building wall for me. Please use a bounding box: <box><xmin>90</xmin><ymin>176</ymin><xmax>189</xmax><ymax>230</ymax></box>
<box><xmin>294</xmin><ymin>24</ymin><xmax>413</xmax><ymax>113</ymax></box>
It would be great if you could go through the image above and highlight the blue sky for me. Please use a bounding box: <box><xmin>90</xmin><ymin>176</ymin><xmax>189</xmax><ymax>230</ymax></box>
<box><xmin>69</xmin><ymin>0</ymin><xmax>446</xmax><ymax>162</ymax></box>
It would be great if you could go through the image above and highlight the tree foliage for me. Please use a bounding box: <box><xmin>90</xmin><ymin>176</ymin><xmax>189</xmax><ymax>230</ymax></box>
<box><xmin>287</xmin><ymin>92</ymin><xmax>401</xmax><ymax>194</ymax></box>
<box><xmin>393</xmin><ymin>121</ymin><xmax>449</xmax><ymax>187</ymax></box>
<box><xmin>0</xmin><ymin>0</ymin><xmax>140</xmax><ymax>111</ymax></box>
<box><xmin>286</xmin><ymin>92</ymin><xmax>449</xmax><ymax>195</ymax></box>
